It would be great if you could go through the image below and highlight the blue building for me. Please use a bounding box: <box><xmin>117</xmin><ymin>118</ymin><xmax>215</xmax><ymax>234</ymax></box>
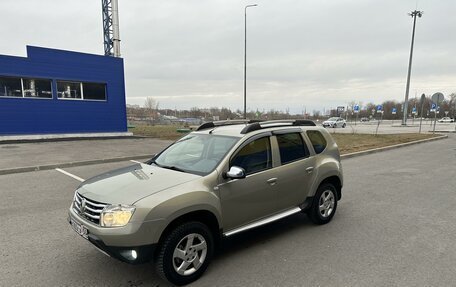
<box><xmin>0</xmin><ymin>46</ymin><xmax>127</xmax><ymax>136</ymax></box>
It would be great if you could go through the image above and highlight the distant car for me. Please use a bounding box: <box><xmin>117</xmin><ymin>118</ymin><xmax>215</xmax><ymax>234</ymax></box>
<box><xmin>322</xmin><ymin>117</ymin><xmax>346</xmax><ymax>128</ymax></box>
<box><xmin>438</xmin><ymin>117</ymin><xmax>454</xmax><ymax>123</ymax></box>
<box><xmin>360</xmin><ymin>117</ymin><xmax>369</xmax><ymax>122</ymax></box>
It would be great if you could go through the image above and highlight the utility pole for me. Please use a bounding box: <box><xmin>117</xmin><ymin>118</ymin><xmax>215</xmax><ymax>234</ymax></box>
<box><xmin>244</xmin><ymin>4</ymin><xmax>258</xmax><ymax>119</ymax></box>
<box><xmin>402</xmin><ymin>10</ymin><xmax>423</xmax><ymax>126</ymax></box>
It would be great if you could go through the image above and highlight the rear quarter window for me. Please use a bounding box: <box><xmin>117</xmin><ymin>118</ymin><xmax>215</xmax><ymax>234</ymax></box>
<box><xmin>306</xmin><ymin>130</ymin><xmax>327</xmax><ymax>154</ymax></box>
<box><xmin>276</xmin><ymin>133</ymin><xmax>309</xmax><ymax>164</ymax></box>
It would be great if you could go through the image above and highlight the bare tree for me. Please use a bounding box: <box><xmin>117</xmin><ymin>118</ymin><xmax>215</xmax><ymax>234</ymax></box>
<box><xmin>449</xmin><ymin>93</ymin><xmax>456</xmax><ymax>119</ymax></box>
<box><xmin>144</xmin><ymin>97</ymin><xmax>159</xmax><ymax>124</ymax></box>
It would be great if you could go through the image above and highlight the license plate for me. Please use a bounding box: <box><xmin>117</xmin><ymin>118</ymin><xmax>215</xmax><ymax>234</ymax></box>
<box><xmin>70</xmin><ymin>219</ymin><xmax>89</xmax><ymax>240</ymax></box>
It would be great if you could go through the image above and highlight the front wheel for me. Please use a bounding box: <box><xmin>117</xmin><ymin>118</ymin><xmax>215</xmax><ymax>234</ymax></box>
<box><xmin>342</xmin><ymin>123</ymin><xmax>346</xmax><ymax>128</ymax></box>
<box><xmin>155</xmin><ymin>222</ymin><xmax>214</xmax><ymax>286</ymax></box>
<box><xmin>307</xmin><ymin>183</ymin><xmax>338</xmax><ymax>225</ymax></box>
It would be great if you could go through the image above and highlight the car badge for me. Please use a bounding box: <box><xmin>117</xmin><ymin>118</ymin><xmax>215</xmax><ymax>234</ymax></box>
<box><xmin>80</xmin><ymin>198</ymin><xmax>86</xmax><ymax>214</ymax></box>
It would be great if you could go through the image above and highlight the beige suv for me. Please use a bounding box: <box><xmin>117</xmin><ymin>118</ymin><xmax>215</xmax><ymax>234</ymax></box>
<box><xmin>68</xmin><ymin>120</ymin><xmax>343</xmax><ymax>285</ymax></box>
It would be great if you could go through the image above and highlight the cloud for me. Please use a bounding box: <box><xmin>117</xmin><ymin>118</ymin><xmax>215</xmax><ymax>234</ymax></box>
<box><xmin>1</xmin><ymin>0</ymin><xmax>455</xmax><ymax>114</ymax></box>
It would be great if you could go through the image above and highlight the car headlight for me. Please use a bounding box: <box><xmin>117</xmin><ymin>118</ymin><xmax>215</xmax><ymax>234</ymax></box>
<box><xmin>100</xmin><ymin>205</ymin><xmax>135</xmax><ymax>227</ymax></box>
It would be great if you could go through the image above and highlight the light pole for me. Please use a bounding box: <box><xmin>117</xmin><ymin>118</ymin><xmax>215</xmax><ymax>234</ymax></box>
<box><xmin>244</xmin><ymin>4</ymin><xmax>258</xmax><ymax>119</ymax></box>
<box><xmin>402</xmin><ymin>10</ymin><xmax>423</xmax><ymax>126</ymax></box>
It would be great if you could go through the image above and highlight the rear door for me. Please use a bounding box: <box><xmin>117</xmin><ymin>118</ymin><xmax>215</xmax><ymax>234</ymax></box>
<box><xmin>272</xmin><ymin>131</ymin><xmax>317</xmax><ymax>211</ymax></box>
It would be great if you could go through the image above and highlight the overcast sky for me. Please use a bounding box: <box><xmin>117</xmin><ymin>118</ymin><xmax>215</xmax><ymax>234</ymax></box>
<box><xmin>1</xmin><ymin>0</ymin><xmax>455</xmax><ymax>114</ymax></box>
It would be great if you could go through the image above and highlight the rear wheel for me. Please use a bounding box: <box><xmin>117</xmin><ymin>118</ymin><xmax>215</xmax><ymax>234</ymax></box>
<box><xmin>342</xmin><ymin>123</ymin><xmax>346</xmax><ymax>128</ymax></box>
<box><xmin>308</xmin><ymin>183</ymin><xmax>338</xmax><ymax>225</ymax></box>
<box><xmin>155</xmin><ymin>222</ymin><xmax>214</xmax><ymax>286</ymax></box>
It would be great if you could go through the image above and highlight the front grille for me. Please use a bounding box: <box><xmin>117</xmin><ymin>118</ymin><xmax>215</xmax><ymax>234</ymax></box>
<box><xmin>73</xmin><ymin>192</ymin><xmax>109</xmax><ymax>225</ymax></box>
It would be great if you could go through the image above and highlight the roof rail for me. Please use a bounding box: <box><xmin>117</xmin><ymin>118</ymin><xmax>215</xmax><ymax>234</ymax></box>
<box><xmin>240</xmin><ymin>119</ymin><xmax>316</xmax><ymax>134</ymax></box>
<box><xmin>196</xmin><ymin>119</ymin><xmax>260</xmax><ymax>131</ymax></box>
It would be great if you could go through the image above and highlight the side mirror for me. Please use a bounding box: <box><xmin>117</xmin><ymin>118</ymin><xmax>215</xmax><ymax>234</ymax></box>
<box><xmin>225</xmin><ymin>166</ymin><xmax>246</xmax><ymax>179</ymax></box>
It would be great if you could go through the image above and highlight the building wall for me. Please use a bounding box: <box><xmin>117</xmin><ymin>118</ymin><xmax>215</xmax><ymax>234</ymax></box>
<box><xmin>0</xmin><ymin>46</ymin><xmax>127</xmax><ymax>135</ymax></box>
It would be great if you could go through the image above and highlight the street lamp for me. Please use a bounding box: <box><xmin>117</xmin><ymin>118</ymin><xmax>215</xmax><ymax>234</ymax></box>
<box><xmin>244</xmin><ymin>4</ymin><xmax>258</xmax><ymax>119</ymax></box>
<box><xmin>402</xmin><ymin>10</ymin><xmax>423</xmax><ymax>126</ymax></box>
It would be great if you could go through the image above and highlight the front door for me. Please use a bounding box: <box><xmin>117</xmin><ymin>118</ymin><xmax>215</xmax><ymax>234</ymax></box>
<box><xmin>218</xmin><ymin>135</ymin><xmax>278</xmax><ymax>231</ymax></box>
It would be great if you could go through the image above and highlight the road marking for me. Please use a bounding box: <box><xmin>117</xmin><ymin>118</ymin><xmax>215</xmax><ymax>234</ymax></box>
<box><xmin>130</xmin><ymin>160</ymin><xmax>142</xmax><ymax>164</ymax></box>
<box><xmin>55</xmin><ymin>168</ymin><xmax>85</xmax><ymax>182</ymax></box>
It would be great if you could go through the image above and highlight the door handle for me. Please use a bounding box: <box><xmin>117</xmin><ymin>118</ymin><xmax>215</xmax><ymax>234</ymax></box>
<box><xmin>267</xmin><ymin>178</ymin><xmax>278</xmax><ymax>185</ymax></box>
<box><xmin>306</xmin><ymin>167</ymin><xmax>314</xmax><ymax>174</ymax></box>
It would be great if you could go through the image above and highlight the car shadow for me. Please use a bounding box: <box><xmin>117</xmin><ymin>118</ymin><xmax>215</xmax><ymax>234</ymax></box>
<box><xmin>215</xmin><ymin>212</ymin><xmax>314</xmax><ymax>260</ymax></box>
<box><xmin>71</xmin><ymin>212</ymin><xmax>317</xmax><ymax>287</ymax></box>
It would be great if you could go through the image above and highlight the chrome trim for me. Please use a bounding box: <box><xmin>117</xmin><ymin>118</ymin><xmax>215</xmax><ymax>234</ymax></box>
<box><xmin>85</xmin><ymin>201</ymin><xmax>108</xmax><ymax>208</ymax></box>
<box><xmin>84</xmin><ymin>213</ymin><xmax>100</xmax><ymax>220</ymax></box>
<box><xmin>84</xmin><ymin>205</ymin><xmax>102</xmax><ymax>213</ymax></box>
<box><xmin>73</xmin><ymin>203</ymin><xmax>81</xmax><ymax>212</ymax></box>
<box><xmin>223</xmin><ymin>207</ymin><xmax>302</xmax><ymax>237</ymax></box>
<box><xmin>72</xmin><ymin>192</ymin><xmax>109</xmax><ymax>225</ymax></box>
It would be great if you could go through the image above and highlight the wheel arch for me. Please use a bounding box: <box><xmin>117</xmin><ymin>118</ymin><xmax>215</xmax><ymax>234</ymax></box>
<box><xmin>157</xmin><ymin>209</ymin><xmax>221</xmax><ymax>251</ymax></box>
<box><xmin>318</xmin><ymin>176</ymin><xmax>342</xmax><ymax>200</ymax></box>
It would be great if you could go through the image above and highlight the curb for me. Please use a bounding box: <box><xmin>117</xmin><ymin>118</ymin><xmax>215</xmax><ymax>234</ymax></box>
<box><xmin>341</xmin><ymin>134</ymin><xmax>448</xmax><ymax>159</ymax></box>
<box><xmin>0</xmin><ymin>154</ymin><xmax>154</xmax><ymax>176</ymax></box>
<box><xmin>0</xmin><ymin>134</ymin><xmax>449</xmax><ymax>176</ymax></box>
<box><xmin>0</xmin><ymin>135</ymin><xmax>145</xmax><ymax>145</ymax></box>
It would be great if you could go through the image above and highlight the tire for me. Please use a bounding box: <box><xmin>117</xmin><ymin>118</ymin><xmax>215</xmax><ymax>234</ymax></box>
<box><xmin>342</xmin><ymin>123</ymin><xmax>346</xmax><ymax>128</ymax></box>
<box><xmin>307</xmin><ymin>183</ymin><xmax>338</xmax><ymax>225</ymax></box>
<box><xmin>155</xmin><ymin>222</ymin><xmax>214</xmax><ymax>286</ymax></box>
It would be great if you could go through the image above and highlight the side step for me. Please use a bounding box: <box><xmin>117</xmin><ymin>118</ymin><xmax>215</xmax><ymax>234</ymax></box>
<box><xmin>223</xmin><ymin>207</ymin><xmax>302</xmax><ymax>237</ymax></box>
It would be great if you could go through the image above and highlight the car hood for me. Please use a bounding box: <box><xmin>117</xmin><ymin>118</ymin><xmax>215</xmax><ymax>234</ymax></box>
<box><xmin>77</xmin><ymin>163</ymin><xmax>201</xmax><ymax>205</ymax></box>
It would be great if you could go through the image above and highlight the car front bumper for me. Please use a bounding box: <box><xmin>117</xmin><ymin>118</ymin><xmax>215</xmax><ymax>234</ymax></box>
<box><xmin>84</xmin><ymin>232</ymin><xmax>156</xmax><ymax>264</ymax></box>
<box><xmin>68</xmin><ymin>207</ymin><xmax>163</xmax><ymax>264</ymax></box>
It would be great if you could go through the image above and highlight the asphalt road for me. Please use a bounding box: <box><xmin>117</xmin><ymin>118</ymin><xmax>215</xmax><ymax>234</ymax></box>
<box><xmin>0</xmin><ymin>137</ymin><xmax>172</xmax><ymax>171</ymax></box>
<box><xmin>1</xmin><ymin>134</ymin><xmax>455</xmax><ymax>286</ymax></box>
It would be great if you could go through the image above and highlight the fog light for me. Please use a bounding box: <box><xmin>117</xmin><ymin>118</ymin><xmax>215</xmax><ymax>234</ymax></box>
<box><xmin>120</xmin><ymin>249</ymin><xmax>138</xmax><ymax>261</ymax></box>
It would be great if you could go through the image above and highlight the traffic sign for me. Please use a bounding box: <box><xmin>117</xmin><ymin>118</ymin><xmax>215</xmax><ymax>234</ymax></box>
<box><xmin>412</xmin><ymin>107</ymin><xmax>417</xmax><ymax>115</ymax></box>
<box><xmin>392</xmin><ymin>108</ymin><xmax>397</xmax><ymax>115</ymax></box>
<box><xmin>431</xmin><ymin>92</ymin><xmax>444</xmax><ymax>104</ymax></box>
<box><xmin>430</xmin><ymin>102</ymin><xmax>437</xmax><ymax>112</ymax></box>
<box><xmin>354</xmin><ymin>105</ymin><xmax>360</xmax><ymax>113</ymax></box>
<box><xmin>376</xmin><ymin>105</ymin><xmax>383</xmax><ymax>113</ymax></box>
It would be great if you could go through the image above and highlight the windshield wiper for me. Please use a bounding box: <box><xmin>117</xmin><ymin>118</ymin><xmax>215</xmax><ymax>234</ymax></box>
<box><xmin>159</xmin><ymin>164</ymin><xmax>187</xmax><ymax>173</ymax></box>
<box><xmin>150</xmin><ymin>160</ymin><xmax>186</xmax><ymax>173</ymax></box>
<box><xmin>147</xmin><ymin>158</ymin><xmax>160</xmax><ymax>166</ymax></box>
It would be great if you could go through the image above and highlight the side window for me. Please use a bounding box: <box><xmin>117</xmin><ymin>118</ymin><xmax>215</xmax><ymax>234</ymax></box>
<box><xmin>306</xmin><ymin>131</ymin><xmax>327</xmax><ymax>154</ymax></box>
<box><xmin>276</xmin><ymin>133</ymin><xmax>309</xmax><ymax>164</ymax></box>
<box><xmin>231</xmin><ymin>137</ymin><xmax>272</xmax><ymax>175</ymax></box>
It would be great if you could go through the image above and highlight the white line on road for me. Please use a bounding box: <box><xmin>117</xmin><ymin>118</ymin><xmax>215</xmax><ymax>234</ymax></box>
<box><xmin>130</xmin><ymin>160</ymin><xmax>142</xmax><ymax>164</ymax></box>
<box><xmin>55</xmin><ymin>168</ymin><xmax>85</xmax><ymax>182</ymax></box>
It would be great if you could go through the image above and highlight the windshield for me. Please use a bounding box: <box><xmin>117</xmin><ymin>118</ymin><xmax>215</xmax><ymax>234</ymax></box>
<box><xmin>328</xmin><ymin>117</ymin><xmax>339</xmax><ymax>121</ymax></box>
<box><xmin>153</xmin><ymin>134</ymin><xmax>240</xmax><ymax>175</ymax></box>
